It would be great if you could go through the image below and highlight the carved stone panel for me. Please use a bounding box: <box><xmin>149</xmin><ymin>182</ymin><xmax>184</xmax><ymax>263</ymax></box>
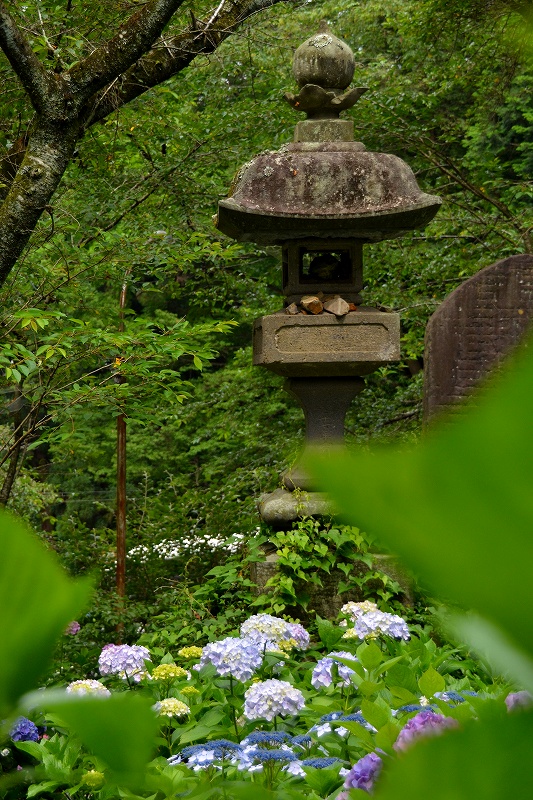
<box><xmin>424</xmin><ymin>254</ymin><xmax>533</xmax><ymax>421</ymax></box>
<box><xmin>253</xmin><ymin>309</ymin><xmax>400</xmax><ymax>377</ymax></box>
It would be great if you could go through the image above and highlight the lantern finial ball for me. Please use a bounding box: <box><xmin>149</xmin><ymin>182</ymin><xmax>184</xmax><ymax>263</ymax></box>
<box><xmin>292</xmin><ymin>24</ymin><xmax>355</xmax><ymax>91</ymax></box>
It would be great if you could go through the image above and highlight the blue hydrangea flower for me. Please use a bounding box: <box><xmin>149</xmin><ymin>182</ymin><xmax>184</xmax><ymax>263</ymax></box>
<box><xmin>394</xmin><ymin>710</ymin><xmax>458</xmax><ymax>751</ymax></box>
<box><xmin>312</xmin><ymin>710</ymin><xmax>375</xmax><ymax>737</ymax></box>
<box><xmin>244</xmin><ymin>679</ymin><xmax>305</xmax><ymax>721</ymax></box>
<box><xmin>292</xmin><ymin>734</ymin><xmax>312</xmax><ymax>750</ymax></box>
<box><xmin>341</xmin><ymin>752</ymin><xmax>383</xmax><ymax>794</ymax></box>
<box><xmin>435</xmin><ymin>691</ymin><xmax>467</xmax><ymax>704</ymax></box>
<box><xmin>238</xmin><ymin>747</ymin><xmax>297</xmax><ymax>772</ymax></box>
<box><xmin>198</xmin><ymin>637</ymin><xmax>263</xmax><ymax>681</ymax></box>
<box><xmin>320</xmin><ymin>711</ymin><xmax>344</xmax><ymax>722</ymax></box>
<box><xmin>169</xmin><ymin>740</ymin><xmax>243</xmax><ymax>770</ymax></box>
<box><xmin>303</xmin><ymin>757</ymin><xmax>343</xmax><ymax>768</ymax></box>
<box><xmin>286</xmin><ymin>756</ymin><xmax>343</xmax><ymax>778</ymax></box>
<box><xmin>98</xmin><ymin>644</ymin><xmax>151</xmax><ymax>682</ymax></box>
<box><xmin>311</xmin><ymin>651</ymin><xmax>357</xmax><ymax>689</ymax></box>
<box><xmin>243</xmin><ymin>748</ymin><xmax>297</xmax><ymax>763</ymax></box>
<box><xmin>397</xmin><ymin>703</ymin><xmax>436</xmax><ymax>714</ymax></box>
<box><xmin>241</xmin><ymin>731</ymin><xmax>293</xmax><ymax>747</ymax></box>
<box><xmin>10</xmin><ymin>717</ymin><xmax>39</xmax><ymax>742</ymax></box>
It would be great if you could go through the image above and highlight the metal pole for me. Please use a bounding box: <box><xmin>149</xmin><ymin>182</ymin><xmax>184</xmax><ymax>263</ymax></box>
<box><xmin>115</xmin><ymin>273</ymin><xmax>129</xmax><ymax>637</ymax></box>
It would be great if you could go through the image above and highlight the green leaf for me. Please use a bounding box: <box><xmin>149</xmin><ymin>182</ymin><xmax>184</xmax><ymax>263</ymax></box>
<box><xmin>307</xmin><ymin>344</ymin><xmax>533</xmax><ymax>657</ymax></box>
<box><xmin>24</xmin><ymin>692</ymin><xmax>158</xmax><ymax>789</ymax></box>
<box><xmin>385</xmin><ymin>665</ymin><xmax>421</xmax><ymax>695</ymax></box>
<box><xmin>316</xmin><ymin>615</ymin><xmax>344</xmax><ymax>651</ymax></box>
<box><xmin>0</xmin><ymin>512</ymin><xmax>92</xmax><ymax>715</ymax></box>
<box><xmin>375</xmin><ymin>656</ymin><xmax>404</xmax><ymax>677</ymax></box>
<box><xmin>374</xmin><ymin>720</ymin><xmax>402</xmax><ymax>753</ymax></box>
<box><xmin>357</xmin><ymin>642</ymin><xmax>383</xmax><ymax>670</ymax></box>
<box><xmin>302</xmin><ymin>765</ymin><xmax>343</xmax><ymax>795</ymax></box>
<box><xmin>376</xmin><ymin>711</ymin><xmax>533</xmax><ymax>800</ymax></box>
<box><xmin>361</xmin><ymin>699</ymin><xmax>391</xmax><ymax>730</ymax></box>
<box><xmin>418</xmin><ymin>667</ymin><xmax>445</xmax><ymax>699</ymax></box>
<box><xmin>336</xmin><ymin>720</ymin><xmax>375</xmax><ymax>748</ymax></box>
<box><xmin>358</xmin><ymin>679</ymin><xmax>381</xmax><ymax>697</ymax></box>
<box><xmin>27</xmin><ymin>781</ymin><xmax>62</xmax><ymax>798</ymax></box>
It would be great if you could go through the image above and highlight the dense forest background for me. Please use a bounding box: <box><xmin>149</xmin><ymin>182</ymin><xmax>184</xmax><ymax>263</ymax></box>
<box><xmin>1</xmin><ymin>0</ymin><xmax>532</xmax><ymax>630</ymax></box>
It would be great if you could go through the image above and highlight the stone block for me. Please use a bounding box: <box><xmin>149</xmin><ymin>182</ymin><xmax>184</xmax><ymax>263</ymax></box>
<box><xmin>253</xmin><ymin>308</ymin><xmax>400</xmax><ymax>377</ymax></box>
<box><xmin>258</xmin><ymin>488</ymin><xmax>335</xmax><ymax>525</ymax></box>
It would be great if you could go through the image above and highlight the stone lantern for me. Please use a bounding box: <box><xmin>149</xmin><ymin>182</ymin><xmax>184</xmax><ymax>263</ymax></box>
<box><xmin>216</xmin><ymin>24</ymin><xmax>441</xmax><ymax>524</ymax></box>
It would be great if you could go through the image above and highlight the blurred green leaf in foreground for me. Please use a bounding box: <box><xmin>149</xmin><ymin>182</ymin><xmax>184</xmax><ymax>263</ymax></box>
<box><xmin>308</xmin><ymin>341</ymin><xmax>533</xmax><ymax>798</ymax></box>
<box><xmin>0</xmin><ymin>513</ymin><xmax>92</xmax><ymax>716</ymax></box>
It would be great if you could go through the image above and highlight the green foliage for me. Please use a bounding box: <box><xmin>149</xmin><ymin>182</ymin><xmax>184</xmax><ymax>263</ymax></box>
<box><xmin>0</xmin><ymin>511</ymin><xmax>91</xmax><ymax>716</ymax></box>
<box><xmin>22</xmin><ymin>692</ymin><xmax>159</xmax><ymax>789</ymax></box>
<box><xmin>255</xmin><ymin>519</ymin><xmax>404</xmax><ymax>615</ymax></box>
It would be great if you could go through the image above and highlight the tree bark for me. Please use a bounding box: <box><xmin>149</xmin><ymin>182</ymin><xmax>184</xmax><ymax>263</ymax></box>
<box><xmin>0</xmin><ymin>0</ymin><xmax>286</xmax><ymax>287</ymax></box>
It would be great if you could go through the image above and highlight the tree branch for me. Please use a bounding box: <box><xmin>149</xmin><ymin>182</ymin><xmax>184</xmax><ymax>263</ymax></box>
<box><xmin>0</xmin><ymin>2</ymin><xmax>49</xmax><ymax>111</ymax></box>
<box><xmin>84</xmin><ymin>0</ymin><xmax>284</xmax><ymax>125</ymax></box>
<box><xmin>68</xmin><ymin>0</ymin><xmax>187</xmax><ymax>104</ymax></box>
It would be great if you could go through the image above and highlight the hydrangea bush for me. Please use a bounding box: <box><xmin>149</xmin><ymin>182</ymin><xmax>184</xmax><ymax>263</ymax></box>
<box><xmin>3</xmin><ymin>607</ymin><xmax>517</xmax><ymax>799</ymax></box>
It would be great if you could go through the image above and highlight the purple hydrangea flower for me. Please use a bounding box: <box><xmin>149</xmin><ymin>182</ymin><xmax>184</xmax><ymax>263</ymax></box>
<box><xmin>311</xmin><ymin>651</ymin><xmax>357</xmax><ymax>689</ymax></box>
<box><xmin>10</xmin><ymin>718</ymin><xmax>39</xmax><ymax>743</ymax></box>
<box><xmin>505</xmin><ymin>691</ymin><xmax>533</xmax><ymax>711</ymax></box>
<box><xmin>394</xmin><ymin>710</ymin><xmax>458</xmax><ymax>751</ymax></box>
<box><xmin>341</xmin><ymin>601</ymin><xmax>379</xmax><ymax>621</ymax></box>
<box><xmin>65</xmin><ymin>621</ymin><xmax>80</xmax><ymax>635</ymax></box>
<box><xmin>240</xmin><ymin>615</ymin><xmax>310</xmax><ymax>651</ymax></box>
<box><xmin>198</xmin><ymin>637</ymin><xmax>263</xmax><ymax>681</ymax></box>
<box><xmin>98</xmin><ymin>643</ymin><xmax>151</xmax><ymax>682</ymax></box>
<box><xmin>244</xmin><ymin>679</ymin><xmax>305</xmax><ymax>721</ymax></box>
<box><xmin>341</xmin><ymin>752</ymin><xmax>383</xmax><ymax>794</ymax></box>
<box><xmin>285</xmin><ymin>622</ymin><xmax>310</xmax><ymax>650</ymax></box>
<box><xmin>351</xmin><ymin>611</ymin><xmax>410</xmax><ymax>641</ymax></box>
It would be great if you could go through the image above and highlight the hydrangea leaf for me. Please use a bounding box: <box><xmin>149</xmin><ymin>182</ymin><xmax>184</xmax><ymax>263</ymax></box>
<box><xmin>307</xmin><ymin>345</ymin><xmax>533</xmax><ymax>657</ymax></box>
<box><xmin>23</xmin><ymin>692</ymin><xmax>158</xmax><ymax>789</ymax></box>
<box><xmin>418</xmin><ymin>668</ymin><xmax>445</xmax><ymax>699</ymax></box>
<box><xmin>0</xmin><ymin>511</ymin><xmax>92</xmax><ymax>714</ymax></box>
<box><xmin>376</xmin><ymin>711</ymin><xmax>533</xmax><ymax>800</ymax></box>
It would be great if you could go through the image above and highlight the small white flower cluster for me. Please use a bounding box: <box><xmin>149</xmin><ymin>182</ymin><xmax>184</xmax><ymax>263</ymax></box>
<box><xmin>66</xmin><ymin>680</ymin><xmax>111</xmax><ymax>697</ymax></box>
<box><xmin>153</xmin><ymin>698</ymin><xmax>190</xmax><ymax>718</ymax></box>
<box><xmin>341</xmin><ymin>601</ymin><xmax>379</xmax><ymax>621</ymax></box>
<box><xmin>127</xmin><ymin>532</ymin><xmax>250</xmax><ymax>563</ymax></box>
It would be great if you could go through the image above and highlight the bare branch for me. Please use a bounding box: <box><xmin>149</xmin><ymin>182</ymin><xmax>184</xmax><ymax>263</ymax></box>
<box><xmin>68</xmin><ymin>0</ymin><xmax>187</xmax><ymax>103</ymax></box>
<box><xmin>84</xmin><ymin>0</ymin><xmax>284</xmax><ymax>125</ymax></box>
<box><xmin>0</xmin><ymin>2</ymin><xmax>49</xmax><ymax>111</ymax></box>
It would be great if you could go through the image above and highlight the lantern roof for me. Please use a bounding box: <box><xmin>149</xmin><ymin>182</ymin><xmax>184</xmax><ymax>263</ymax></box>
<box><xmin>216</xmin><ymin>24</ymin><xmax>441</xmax><ymax>245</ymax></box>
